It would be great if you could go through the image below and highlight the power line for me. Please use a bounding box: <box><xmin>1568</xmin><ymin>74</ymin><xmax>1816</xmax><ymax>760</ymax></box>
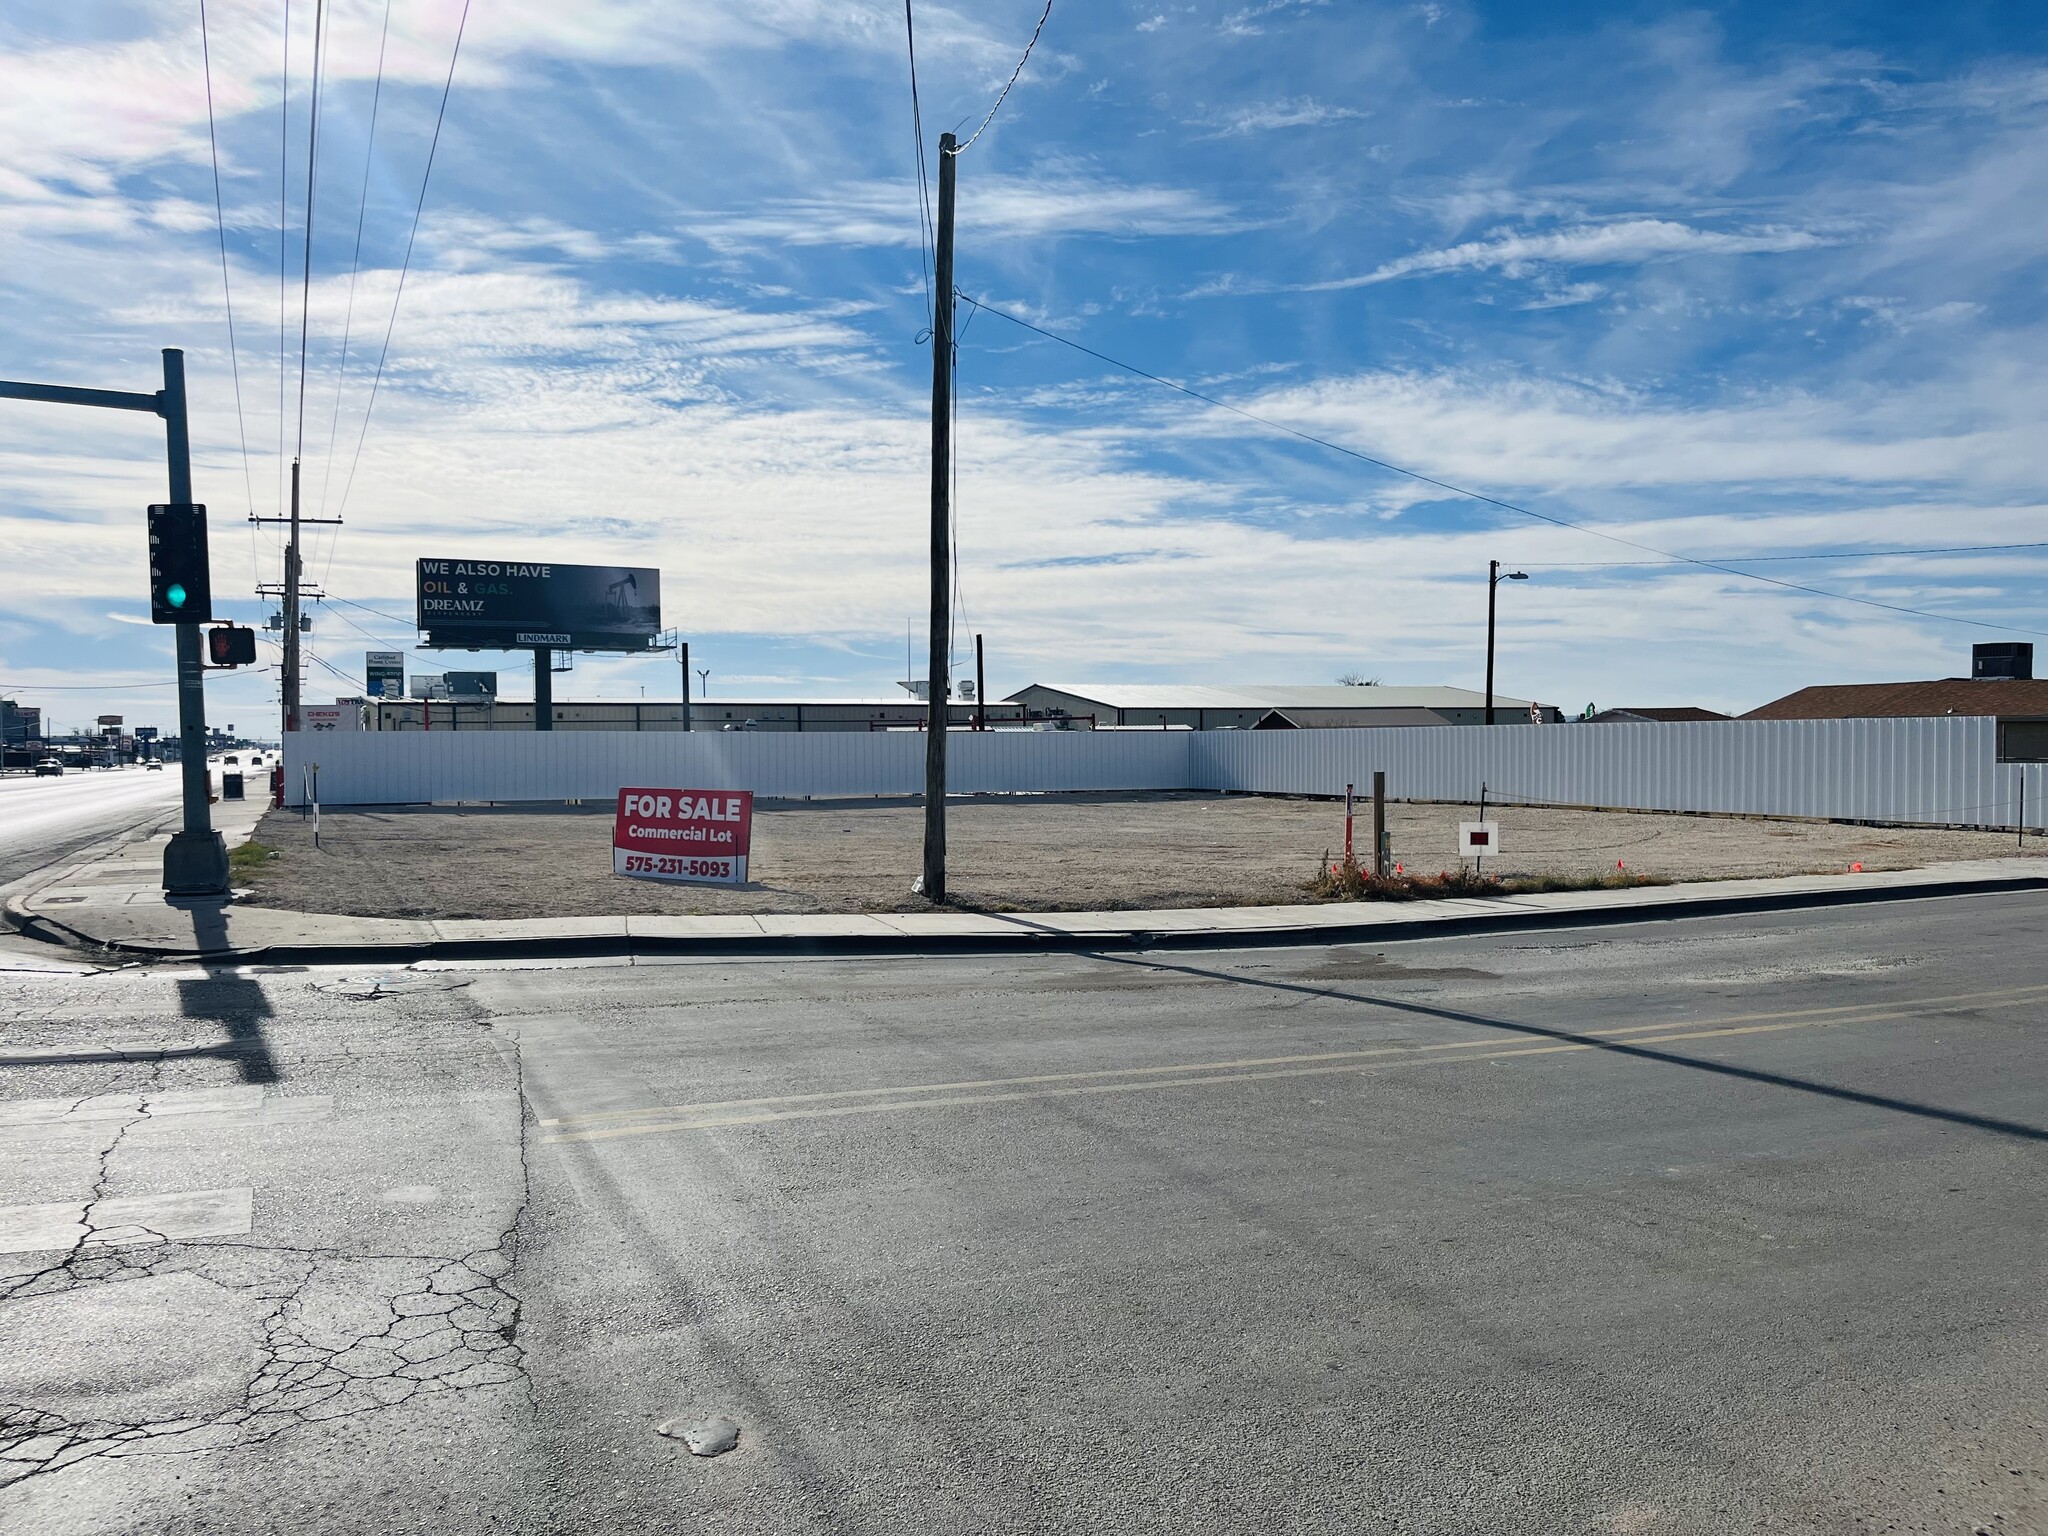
<box><xmin>951</xmin><ymin>0</ymin><xmax>1053</xmax><ymax>154</ymax></box>
<box><xmin>317</xmin><ymin>0</ymin><xmax>394</xmax><ymax>522</ymax></box>
<box><xmin>0</xmin><ymin>676</ymin><xmax>268</xmax><ymax>692</ymax></box>
<box><xmin>276</xmin><ymin>0</ymin><xmax>291</xmax><ymax>520</ymax></box>
<box><xmin>954</xmin><ymin>290</ymin><xmax>2046</xmax><ymax>640</ymax></box>
<box><xmin>324</xmin><ymin>593</ymin><xmax>417</xmax><ymax>630</ymax></box>
<box><xmin>197</xmin><ymin>0</ymin><xmax>256</xmax><ymax>524</ymax></box>
<box><xmin>333</xmin><ymin>0</ymin><xmax>474</xmax><ymax>524</ymax></box>
<box><xmin>1519</xmin><ymin>541</ymin><xmax>2048</xmax><ymax>568</ymax></box>
<box><xmin>903</xmin><ymin>1</ymin><xmax>936</xmax><ymax>327</ymax></box>
<box><xmin>293</xmin><ymin>0</ymin><xmax>328</xmax><ymax>462</ymax></box>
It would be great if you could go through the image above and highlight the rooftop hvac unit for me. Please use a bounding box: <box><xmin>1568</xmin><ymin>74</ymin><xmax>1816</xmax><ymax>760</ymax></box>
<box><xmin>1974</xmin><ymin>643</ymin><xmax>2033</xmax><ymax>680</ymax></box>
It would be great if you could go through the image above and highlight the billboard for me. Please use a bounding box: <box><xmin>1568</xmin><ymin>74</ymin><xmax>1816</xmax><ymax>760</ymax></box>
<box><xmin>445</xmin><ymin>671</ymin><xmax>498</xmax><ymax>698</ymax></box>
<box><xmin>415</xmin><ymin>559</ymin><xmax>661</xmax><ymax>651</ymax></box>
<box><xmin>365</xmin><ymin>651</ymin><xmax>405</xmax><ymax>699</ymax></box>
<box><xmin>301</xmin><ymin>704</ymin><xmax>361</xmax><ymax>732</ymax></box>
<box><xmin>99</xmin><ymin>715</ymin><xmax>124</xmax><ymax>726</ymax></box>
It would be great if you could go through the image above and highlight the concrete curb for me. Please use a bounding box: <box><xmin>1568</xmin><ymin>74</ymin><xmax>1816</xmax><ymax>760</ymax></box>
<box><xmin>10</xmin><ymin>867</ymin><xmax>2047</xmax><ymax>967</ymax></box>
<box><xmin>0</xmin><ymin>807</ymin><xmax>188</xmax><ymax>959</ymax></box>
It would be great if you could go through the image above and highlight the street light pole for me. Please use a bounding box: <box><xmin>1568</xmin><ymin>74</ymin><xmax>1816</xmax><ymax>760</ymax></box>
<box><xmin>1484</xmin><ymin>560</ymin><xmax>1528</xmax><ymax>726</ymax></box>
<box><xmin>0</xmin><ymin>347</ymin><xmax>228</xmax><ymax>896</ymax></box>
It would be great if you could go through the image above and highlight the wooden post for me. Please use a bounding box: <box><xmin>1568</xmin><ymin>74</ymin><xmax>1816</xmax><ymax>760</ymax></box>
<box><xmin>1372</xmin><ymin>770</ymin><xmax>1387</xmax><ymax>877</ymax></box>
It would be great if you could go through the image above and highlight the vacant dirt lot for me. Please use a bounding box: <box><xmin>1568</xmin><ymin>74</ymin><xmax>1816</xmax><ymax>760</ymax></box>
<box><xmin>236</xmin><ymin>792</ymin><xmax>2034</xmax><ymax>919</ymax></box>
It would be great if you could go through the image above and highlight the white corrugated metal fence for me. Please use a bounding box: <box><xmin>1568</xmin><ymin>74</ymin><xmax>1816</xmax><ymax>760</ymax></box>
<box><xmin>284</xmin><ymin>716</ymin><xmax>2037</xmax><ymax>829</ymax></box>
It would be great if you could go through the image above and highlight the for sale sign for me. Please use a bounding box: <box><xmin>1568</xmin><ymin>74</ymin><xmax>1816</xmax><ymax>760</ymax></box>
<box><xmin>613</xmin><ymin>787</ymin><xmax>753</xmax><ymax>884</ymax></box>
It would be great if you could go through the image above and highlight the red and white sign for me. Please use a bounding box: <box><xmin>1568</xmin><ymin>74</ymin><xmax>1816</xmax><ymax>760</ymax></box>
<box><xmin>613</xmin><ymin>787</ymin><xmax>753</xmax><ymax>884</ymax></box>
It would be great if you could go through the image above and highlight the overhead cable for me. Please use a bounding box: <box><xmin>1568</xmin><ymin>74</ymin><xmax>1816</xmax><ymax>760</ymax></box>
<box><xmin>294</xmin><ymin>0</ymin><xmax>327</xmax><ymax>462</ymax></box>
<box><xmin>950</xmin><ymin>1</ymin><xmax>1053</xmax><ymax>154</ymax></box>
<box><xmin>333</xmin><ymin>0</ymin><xmax>474</xmax><ymax>523</ymax></box>
<box><xmin>903</xmin><ymin>1</ymin><xmax>936</xmax><ymax>325</ymax></box>
<box><xmin>277</xmin><ymin>0</ymin><xmax>292</xmax><ymax>518</ymax></box>
<box><xmin>954</xmin><ymin>290</ymin><xmax>2044</xmax><ymax>639</ymax></box>
<box><xmin>197</xmin><ymin>0</ymin><xmax>256</xmax><ymax>522</ymax></box>
<box><xmin>318</xmin><ymin>0</ymin><xmax>393</xmax><ymax>521</ymax></box>
<box><xmin>1519</xmin><ymin>542</ymin><xmax>2048</xmax><ymax>568</ymax></box>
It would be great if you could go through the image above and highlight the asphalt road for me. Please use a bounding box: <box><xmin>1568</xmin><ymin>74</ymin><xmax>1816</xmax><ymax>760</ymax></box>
<box><xmin>1</xmin><ymin>893</ymin><xmax>2044</xmax><ymax>1533</ymax></box>
<box><xmin>0</xmin><ymin>767</ymin><xmax>179</xmax><ymax>887</ymax></box>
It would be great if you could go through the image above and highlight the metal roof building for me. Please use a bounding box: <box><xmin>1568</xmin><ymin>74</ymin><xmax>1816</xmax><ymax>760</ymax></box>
<box><xmin>1742</xmin><ymin>679</ymin><xmax>2048</xmax><ymax>721</ymax></box>
<box><xmin>1005</xmin><ymin>683</ymin><xmax>1559</xmax><ymax>730</ymax></box>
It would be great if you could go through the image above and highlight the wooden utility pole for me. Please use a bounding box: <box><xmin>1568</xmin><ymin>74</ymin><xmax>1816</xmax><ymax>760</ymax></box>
<box><xmin>283</xmin><ymin>458</ymin><xmax>303</xmax><ymax>736</ymax></box>
<box><xmin>922</xmin><ymin>132</ymin><xmax>957</xmax><ymax>900</ymax></box>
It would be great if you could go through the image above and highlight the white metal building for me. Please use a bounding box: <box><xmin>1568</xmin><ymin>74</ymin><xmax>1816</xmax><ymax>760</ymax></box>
<box><xmin>1004</xmin><ymin>683</ymin><xmax>1559</xmax><ymax>730</ymax></box>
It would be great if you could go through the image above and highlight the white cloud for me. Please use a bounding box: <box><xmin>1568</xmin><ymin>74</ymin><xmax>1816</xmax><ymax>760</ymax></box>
<box><xmin>692</xmin><ymin>173</ymin><xmax>1247</xmax><ymax>250</ymax></box>
<box><xmin>1196</xmin><ymin>98</ymin><xmax>1368</xmax><ymax>136</ymax></box>
<box><xmin>1304</xmin><ymin>219</ymin><xmax>1832</xmax><ymax>289</ymax></box>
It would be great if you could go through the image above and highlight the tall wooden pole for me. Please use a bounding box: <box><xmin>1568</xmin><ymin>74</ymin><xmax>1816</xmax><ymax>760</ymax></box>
<box><xmin>283</xmin><ymin>458</ymin><xmax>303</xmax><ymax>736</ymax></box>
<box><xmin>923</xmin><ymin>133</ymin><xmax>957</xmax><ymax>900</ymax></box>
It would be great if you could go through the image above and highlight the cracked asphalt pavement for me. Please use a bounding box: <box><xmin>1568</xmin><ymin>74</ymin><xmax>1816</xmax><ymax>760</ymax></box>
<box><xmin>1</xmin><ymin>893</ymin><xmax>2044</xmax><ymax>1533</ymax></box>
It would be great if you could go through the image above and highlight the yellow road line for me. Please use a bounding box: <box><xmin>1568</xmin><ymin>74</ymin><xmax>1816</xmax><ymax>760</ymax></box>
<box><xmin>538</xmin><ymin>981</ymin><xmax>2048</xmax><ymax>1135</ymax></box>
<box><xmin>538</xmin><ymin>986</ymin><xmax>2046</xmax><ymax>1145</ymax></box>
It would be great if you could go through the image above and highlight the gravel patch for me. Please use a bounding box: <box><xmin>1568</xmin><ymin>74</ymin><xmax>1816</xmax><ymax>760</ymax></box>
<box><xmin>234</xmin><ymin>793</ymin><xmax>2037</xmax><ymax>920</ymax></box>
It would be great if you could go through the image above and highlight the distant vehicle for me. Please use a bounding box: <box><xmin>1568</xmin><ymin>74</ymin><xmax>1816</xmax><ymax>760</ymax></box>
<box><xmin>34</xmin><ymin>758</ymin><xmax>63</xmax><ymax>777</ymax></box>
<box><xmin>145</xmin><ymin>761</ymin><xmax>164</xmax><ymax>771</ymax></box>
<box><xmin>224</xmin><ymin>754</ymin><xmax>239</xmax><ymax>764</ymax></box>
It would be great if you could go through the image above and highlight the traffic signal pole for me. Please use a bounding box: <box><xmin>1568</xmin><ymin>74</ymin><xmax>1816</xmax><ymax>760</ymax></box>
<box><xmin>159</xmin><ymin>351</ymin><xmax>231</xmax><ymax>896</ymax></box>
<box><xmin>0</xmin><ymin>348</ymin><xmax>228</xmax><ymax>896</ymax></box>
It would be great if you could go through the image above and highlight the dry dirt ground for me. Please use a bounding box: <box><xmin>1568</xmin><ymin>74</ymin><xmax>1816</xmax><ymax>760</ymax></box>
<box><xmin>235</xmin><ymin>792</ymin><xmax>2036</xmax><ymax>919</ymax></box>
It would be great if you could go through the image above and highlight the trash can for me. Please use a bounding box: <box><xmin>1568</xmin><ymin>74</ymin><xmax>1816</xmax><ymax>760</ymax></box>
<box><xmin>222</xmin><ymin>772</ymin><xmax>244</xmax><ymax>800</ymax></box>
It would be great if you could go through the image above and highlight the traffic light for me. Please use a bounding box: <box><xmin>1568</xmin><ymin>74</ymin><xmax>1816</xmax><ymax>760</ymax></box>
<box><xmin>147</xmin><ymin>503</ymin><xmax>213</xmax><ymax>624</ymax></box>
<box><xmin>207</xmin><ymin>625</ymin><xmax>257</xmax><ymax>667</ymax></box>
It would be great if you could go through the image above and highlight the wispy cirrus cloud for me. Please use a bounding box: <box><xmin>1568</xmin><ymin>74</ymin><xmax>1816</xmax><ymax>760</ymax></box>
<box><xmin>691</xmin><ymin>172</ymin><xmax>1248</xmax><ymax>251</ymax></box>
<box><xmin>1301</xmin><ymin>218</ymin><xmax>1835</xmax><ymax>290</ymax></box>
<box><xmin>1194</xmin><ymin>97</ymin><xmax>1367</xmax><ymax>136</ymax></box>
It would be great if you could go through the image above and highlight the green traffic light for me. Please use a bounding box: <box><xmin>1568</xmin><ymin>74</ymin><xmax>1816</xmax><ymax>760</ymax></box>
<box><xmin>167</xmin><ymin>583</ymin><xmax>187</xmax><ymax>608</ymax></box>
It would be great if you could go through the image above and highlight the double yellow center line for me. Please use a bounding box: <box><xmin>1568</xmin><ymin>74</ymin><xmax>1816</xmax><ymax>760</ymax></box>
<box><xmin>537</xmin><ymin>982</ymin><xmax>2048</xmax><ymax>1145</ymax></box>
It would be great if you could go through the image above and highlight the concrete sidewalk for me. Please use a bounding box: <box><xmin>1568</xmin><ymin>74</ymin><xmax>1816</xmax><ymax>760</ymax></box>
<box><xmin>5</xmin><ymin>802</ymin><xmax>2045</xmax><ymax>962</ymax></box>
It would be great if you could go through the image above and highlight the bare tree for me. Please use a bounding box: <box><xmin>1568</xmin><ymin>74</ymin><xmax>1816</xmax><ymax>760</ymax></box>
<box><xmin>1336</xmin><ymin>673</ymin><xmax>1382</xmax><ymax>687</ymax></box>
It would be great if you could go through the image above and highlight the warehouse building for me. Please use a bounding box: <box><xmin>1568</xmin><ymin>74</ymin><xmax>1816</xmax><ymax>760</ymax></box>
<box><xmin>372</xmin><ymin>698</ymin><xmax>1026</xmax><ymax>732</ymax></box>
<box><xmin>1003</xmin><ymin>683</ymin><xmax>1560</xmax><ymax>730</ymax></box>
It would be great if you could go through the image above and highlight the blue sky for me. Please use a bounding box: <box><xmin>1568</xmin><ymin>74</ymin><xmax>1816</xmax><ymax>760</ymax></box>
<box><xmin>3</xmin><ymin>0</ymin><xmax>2046</xmax><ymax>733</ymax></box>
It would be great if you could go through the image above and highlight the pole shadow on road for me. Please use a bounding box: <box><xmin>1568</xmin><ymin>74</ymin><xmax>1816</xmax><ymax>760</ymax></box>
<box><xmin>1085</xmin><ymin>954</ymin><xmax>2048</xmax><ymax>1146</ymax></box>
<box><xmin>175</xmin><ymin>972</ymin><xmax>280</xmax><ymax>1085</ymax></box>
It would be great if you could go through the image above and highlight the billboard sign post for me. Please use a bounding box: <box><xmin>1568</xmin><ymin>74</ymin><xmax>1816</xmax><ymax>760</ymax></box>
<box><xmin>613</xmin><ymin>788</ymin><xmax>753</xmax><ymax>885</ymax></box>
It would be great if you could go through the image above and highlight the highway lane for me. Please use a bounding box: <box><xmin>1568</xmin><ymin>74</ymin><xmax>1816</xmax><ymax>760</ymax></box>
<box><xmin>1</xmin><ymin>891</ymin><xmax>2044</xmax><ymax>1532</ymax></box>
<box><xmin>0</xmin><ymin>766</ymin><xmax>180</xmax><ymax>886</ymax></box>
<box><xmin>488</xmin><ymin>894</ymin><xmax>2048</xmax><ymax>1534</ymax></box>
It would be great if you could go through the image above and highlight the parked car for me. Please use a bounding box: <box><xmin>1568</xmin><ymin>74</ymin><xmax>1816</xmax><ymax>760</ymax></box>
<box><xmin>146</xmin><ymin>761</ymin><xmax>164</xmax><ymax>771</ymax></box>
<box><xmin>34</xmin><ymin>758</ymin><xmax>63</xmax><ymax>777</ymax></box>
